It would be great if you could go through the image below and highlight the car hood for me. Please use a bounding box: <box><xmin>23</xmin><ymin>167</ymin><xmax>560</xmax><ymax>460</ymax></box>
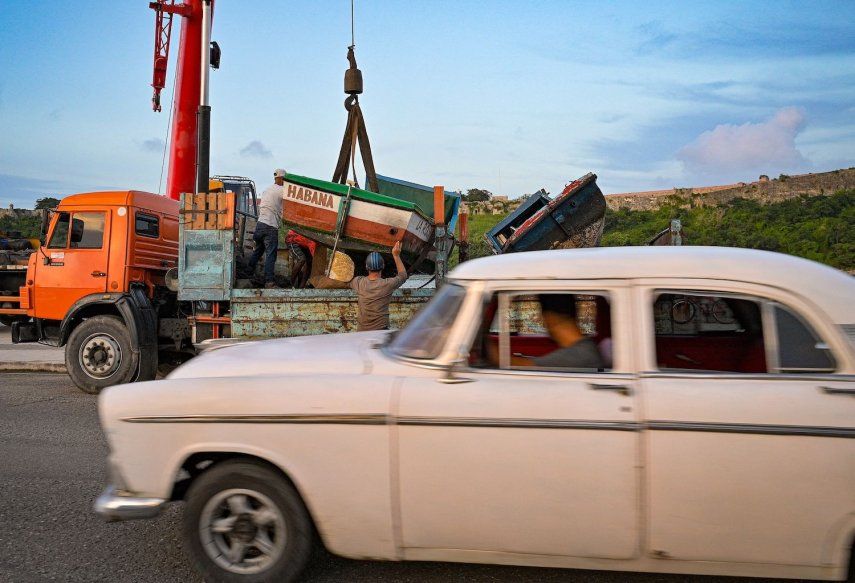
<box><xmin>168</xmin><ymin>331</ymin><xmax>390</xmax><ymax>380</ymax></box>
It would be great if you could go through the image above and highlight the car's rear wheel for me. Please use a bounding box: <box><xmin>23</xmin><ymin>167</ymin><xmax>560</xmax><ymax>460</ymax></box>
<box><xmin>183</xmin><ymin>460</ymin><xmax>312</xmax><ymax>583</ymax></box>
<box><xmin>65</xmin><ymin>315</ymin><xmax>139</xmax><ymax>394</ymax></box>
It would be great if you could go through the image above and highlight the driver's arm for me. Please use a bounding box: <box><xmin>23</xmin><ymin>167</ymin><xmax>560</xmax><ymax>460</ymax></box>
<box><xmin>485</xmin><ymin>339</ymin><xmax>533</xmax><ymax>367</ymax></box>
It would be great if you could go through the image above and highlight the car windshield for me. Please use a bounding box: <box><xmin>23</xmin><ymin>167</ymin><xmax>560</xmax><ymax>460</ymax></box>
<box><xmin>389</xmin><ymin>283</ymin><xmax>467</xmax><ymax>360</ymax></box>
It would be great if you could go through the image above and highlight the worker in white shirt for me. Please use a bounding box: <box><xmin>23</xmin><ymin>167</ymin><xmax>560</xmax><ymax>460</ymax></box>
<box><xmin>247</xmin><ymin>168</ymin><xmax>286</xmax><ymax>288</ymax></box>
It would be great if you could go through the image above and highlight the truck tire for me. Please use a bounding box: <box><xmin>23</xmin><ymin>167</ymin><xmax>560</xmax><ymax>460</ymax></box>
<box><xmin>65</xmin><ymin>315</ymin><xmax>140</xmax><ymax>394</ymax></box>
<box><xmin>183</xmin><ymin>460</ymin><xmax>313</xmax><ymax>583</ymax></box>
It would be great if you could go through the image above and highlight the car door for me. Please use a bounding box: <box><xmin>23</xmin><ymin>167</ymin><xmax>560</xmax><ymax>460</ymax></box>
<box><xmin>638</xmin><ymin>279</ymin><xmax>855</xmax><ymax>567</ymax></box>
<box><xmin>395</xmin><ymin>281</ymin><xmax>641</xmax><ymax>560</ymax></box>
<box><xmin>34</xmin><ymin>210</ymin><xmax>110</xmax><ymax>321</ymax></box>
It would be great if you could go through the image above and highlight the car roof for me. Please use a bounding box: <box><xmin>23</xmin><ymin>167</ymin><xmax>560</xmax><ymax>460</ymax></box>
<box><xmin>448</xmin><ymin>246</ymin><xmax>854</xmax><ymax>324</ymax></box>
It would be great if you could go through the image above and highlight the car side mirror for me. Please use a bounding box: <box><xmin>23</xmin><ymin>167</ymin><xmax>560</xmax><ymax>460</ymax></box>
<box><xmin>437</xmin><ymin>348</ymin><xmax>474</xmax><ymax>384</ymax></box>
<box><xmin>39</xmin><ymin>209</ymin><xmax>51</xmax><ymax>243</ymax></box>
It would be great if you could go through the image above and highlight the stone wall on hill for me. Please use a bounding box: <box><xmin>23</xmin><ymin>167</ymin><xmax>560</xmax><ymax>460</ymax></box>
<box><xmin>0</xmin><ymin>207</ymin><xmax>38</xmax><ymax>220</ymax></box>
<box><xmin>605</xmin><ymin>168</ymin><xmax>855</xmax><ymax>211</ymax></box>
<box><xmin>460</xmin><ymin>197</ymin><xmax>526</xmax><ymax>215</ymax></box>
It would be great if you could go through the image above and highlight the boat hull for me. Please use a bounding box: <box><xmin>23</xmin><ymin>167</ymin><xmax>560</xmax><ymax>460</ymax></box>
<box><xmin>281</xmin><ymin>178</ymin><xmax>435</xmax><ymax>257</ymax></box>
<box><xmin>501</xmin><ymin>173</ymin><xmax>606</xmax><ymax>253</ymax></box>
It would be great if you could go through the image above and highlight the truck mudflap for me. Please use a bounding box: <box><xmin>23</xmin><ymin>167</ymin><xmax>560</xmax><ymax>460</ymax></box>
<box><xmin>11</xmin><ymin>320</ymin><xmax>39</xmax><ymax>343</ymax></box>
<box><xmin>120</xmin><ymin>286</ymin><xmax>159</xmax><ymax>382</ymax></box>
<box><xmin>58</xmin><ymin>288</ymin><xmax>159</xmax><ymax>381</ymax></box>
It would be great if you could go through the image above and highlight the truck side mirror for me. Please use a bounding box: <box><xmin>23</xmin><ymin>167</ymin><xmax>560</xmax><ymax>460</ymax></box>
<box><xmin>39</xmin><ymin>209</ymin><xmax>51</xmax><ymax>243</ymax></box>
<box><xmin>70</xmin><ymin>218</ymin><xmax>85</xmax><ymax>244</ymax></box>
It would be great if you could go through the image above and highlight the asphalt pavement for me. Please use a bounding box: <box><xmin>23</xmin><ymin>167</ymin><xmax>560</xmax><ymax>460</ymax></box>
<box><xmin>0</xmin><ymin>373</ymin><xmax>811</xmax><ymax>582</ymax></box>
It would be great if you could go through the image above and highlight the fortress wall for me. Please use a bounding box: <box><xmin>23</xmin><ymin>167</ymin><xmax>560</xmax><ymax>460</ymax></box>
<box><xmin>605</xmin><ymin>169</ymin><xmax>855</xmax><ymax>211</ymax></box>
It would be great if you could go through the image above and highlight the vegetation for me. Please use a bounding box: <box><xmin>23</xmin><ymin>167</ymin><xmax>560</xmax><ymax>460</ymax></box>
<box><xmin>35</xmin><ymin>196</ymin><xmax>60</xmax><ymax>210</ymax></box>
<box><xmin>460</xmin><ymin>189</ymin><xmax>855</xmax><ymax>272</ymax></box>
<box><xmin>0</xmin><ymin>212</ymin><xmax>41</xmax><ymax>239</ymax></box>
<box><xmin>462</xmin><ymin>188</ymin><xmax>492</xmax><ymax>202</ymax></box>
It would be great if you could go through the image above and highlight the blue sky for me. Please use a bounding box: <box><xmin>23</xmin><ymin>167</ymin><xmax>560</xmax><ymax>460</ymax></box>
<box><xmin>1</xmin><ymin>0</ymin><xmax>853</xmax><ymax>208</ymax></box>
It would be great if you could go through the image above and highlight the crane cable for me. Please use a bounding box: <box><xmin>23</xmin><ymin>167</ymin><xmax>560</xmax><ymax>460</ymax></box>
<box><xmin>348</xmin><ymin>0</ymin><xmax>358</xmax><ymax>186</ymax></box>
<box><xmin>157</xmin><ymin>72</ymin><xmax>177</xmax><ymax>196</ymax></box>
<box><xmin>332</xmin><ymin>0</ymin><xmax>379</xmax><ymax>192</ymax></box>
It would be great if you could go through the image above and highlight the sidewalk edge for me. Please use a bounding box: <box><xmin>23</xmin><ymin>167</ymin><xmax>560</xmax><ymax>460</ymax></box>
<box><xmin>0</xmin><ymin>362</ymin><xmax>67</xmax><ymax>373</ymax></box>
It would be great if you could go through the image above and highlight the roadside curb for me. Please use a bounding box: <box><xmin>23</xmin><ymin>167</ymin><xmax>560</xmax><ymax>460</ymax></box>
<box><xmin>0</xmin><ymin>362</ymin><xmax>67</xmax><ymax>373</ymax></box>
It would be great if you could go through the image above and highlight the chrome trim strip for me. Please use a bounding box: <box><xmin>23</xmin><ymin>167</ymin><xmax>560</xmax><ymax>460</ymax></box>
<box><xmin>397</xmin><ymin>417</ymin><xmax>639</xmax><ymax>431</ymax></box>
<box><xmin>640</xmin><ymin>371</ymin><xmax>855</xmax><ymax>381</ymax></box>
<box><xmin>120</xmin><ymin>414</ymin><xmax>855</xmax><ymax>438</ymax></box>
<box><xmin>648</xmin><ymin>421</ymin><xmax>855</xmax><ymax>439</ymax></box>
<box><xmin>121</xmin><ymin>414</ymin><xmax>389</xmax><ymax>425</ymax></box>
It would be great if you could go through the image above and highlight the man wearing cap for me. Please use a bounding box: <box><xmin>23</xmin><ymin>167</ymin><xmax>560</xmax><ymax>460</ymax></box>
<box><xmin>312</xmin><ymin>242</ymin><xmax>408</xmax><ymax>331</ymax></box>
<box><xmin>247</xmin><ymin>168</ymin><xmax>287</xmax><ymax>288</ymax></box>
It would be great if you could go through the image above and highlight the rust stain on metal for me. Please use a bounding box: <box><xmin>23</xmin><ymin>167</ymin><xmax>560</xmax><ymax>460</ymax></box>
<box><xmin>230</xmin><ymin>288</ymin><xmax>432</xmax><ymax>339</ymax></box>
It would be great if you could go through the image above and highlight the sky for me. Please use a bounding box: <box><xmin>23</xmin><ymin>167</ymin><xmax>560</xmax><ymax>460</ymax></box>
<box><xmin>1</xmin><ymin>0</ymin><xmax>853</xmax><ymax>208</ymax></box>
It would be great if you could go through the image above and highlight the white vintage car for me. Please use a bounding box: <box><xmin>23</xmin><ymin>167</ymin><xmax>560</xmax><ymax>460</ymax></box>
<box><xmin>95</xmin><ymin>247</ymin><xmax>855</xmax><ymax>583</ymax></box>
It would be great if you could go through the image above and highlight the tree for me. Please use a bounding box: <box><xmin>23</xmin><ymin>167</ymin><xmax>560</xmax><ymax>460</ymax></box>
<box><xmin>464</xmin><ymin>188</ymin><xmax>492</xmax><ymax>202</ymax></box>
<box><xmin>35</xmin><ymin>196</ymin><xmax>60</xmax><ymax>210</ymax></box>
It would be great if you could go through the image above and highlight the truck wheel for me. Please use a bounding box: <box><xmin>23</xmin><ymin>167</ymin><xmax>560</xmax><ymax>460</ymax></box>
<box><xmin>183</xmin><ymin>460</ymin><xmax>313</xmax><ymax>583</ymax></box>
<box><xmin>66</xmin><ymin>315</ymin><xmax>140</xmax><ymax>394</ymax></box>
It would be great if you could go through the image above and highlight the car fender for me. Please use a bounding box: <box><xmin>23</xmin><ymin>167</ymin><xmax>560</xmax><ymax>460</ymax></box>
<box><xmin>100</xmin><ymin>372</ymin><xmax>398</xmax><ymax>560</ymax></box>
<box><xmin>821</xmin><ymin>510</ymin><xmax>855</xmax><ymax>574</ymax></box>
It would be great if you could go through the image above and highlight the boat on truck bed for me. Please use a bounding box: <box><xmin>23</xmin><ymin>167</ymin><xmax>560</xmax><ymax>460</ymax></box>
<box><xmin>282</xmin><ymin>173</ymin><xmax>438</xmax><ymax>260</ymax></box>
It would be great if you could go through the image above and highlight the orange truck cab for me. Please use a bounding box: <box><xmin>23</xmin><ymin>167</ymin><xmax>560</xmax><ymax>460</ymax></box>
<box><xmin>9</xmin><ymin>191</ymin><xmax>188</xmax><ymax>393</ymax></box>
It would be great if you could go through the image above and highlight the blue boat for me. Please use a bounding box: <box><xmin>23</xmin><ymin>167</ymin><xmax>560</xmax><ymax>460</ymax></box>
<box><xmin>485</xmin><ymin>173</ymin><xmax>606</xmax><ymax>254</ymax></box>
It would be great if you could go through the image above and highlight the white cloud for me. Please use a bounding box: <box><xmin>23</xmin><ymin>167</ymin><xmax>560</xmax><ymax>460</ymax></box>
<box><xmin>678</xmin><ymin>107</ymin><xmax>809</xmax><ymax>178</ymax></box>
<box><xmin>239</xmin><ymin>140</ymin><xmax>273</xmax><ymax>159</ymax></box>
<box><xmin>140</xmin><ymin>138</ymin><xmax>165</xmax><ymax>153</ymax></box>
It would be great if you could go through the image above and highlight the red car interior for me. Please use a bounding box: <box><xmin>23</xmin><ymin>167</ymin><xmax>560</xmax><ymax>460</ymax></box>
<box><xmin>655</xmin><ymin>335</ymin><xmax>766</xmax><ymax>373</ymax></box>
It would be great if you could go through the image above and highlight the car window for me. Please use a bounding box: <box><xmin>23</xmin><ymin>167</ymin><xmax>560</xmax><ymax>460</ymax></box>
<box><xmin>653</xmin><ymin>291</ymin><xmax>767</xmax><ymax>373</ymax></box>
<box><xmin>69</xmin><ymin>212</ymin><xmax>105</xmax><ymax>249</ymax></box>
<box><xmin>471</xmin><ymin>291</ymin><xmax>612</xmax><ymax>373</ymax></box>
<box><xmin>389</xmin><ymin>284</ymin><xmax>467</xmax><ymax>360</ymax></box>
<box><xmin>47</xmin><ymin>212</ymin><xmax>70</xmax><ymax>248</ymax></box>
<box><xmin>652</xmin><ymin>291</ymin><xmax>836</xmax><ymax>374</ymax></box>
<box><xmin>135</xmin><ymin>212</ymin><xmax>159</xmax><ymax>238</ymax></box>
<box><xmin>772</xmin><ymin>304</ymin><xmax>835</xmax><ymax>372</ymax></box>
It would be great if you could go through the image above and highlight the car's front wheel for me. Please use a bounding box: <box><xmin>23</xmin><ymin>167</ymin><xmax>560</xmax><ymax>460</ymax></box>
<box><xmin>183</xmin><ymin>460</ymin><xmax>313</xmax><ymax>583</ymax></box>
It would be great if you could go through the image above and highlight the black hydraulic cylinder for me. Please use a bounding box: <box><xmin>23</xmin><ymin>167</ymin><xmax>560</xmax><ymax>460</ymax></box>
<box><xmin>196</xmin><ymin>105</ymin><xmax>211</xmax><ymax>194</ymax></box>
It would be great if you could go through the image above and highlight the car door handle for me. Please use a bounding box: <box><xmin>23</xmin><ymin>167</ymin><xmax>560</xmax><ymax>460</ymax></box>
<box><xmin>589</xmin><ymin>384</ymin><xmax>633</xmax><ymax>396</ymax></box>
<box><xmin>91</xmin><ymin>271</ymin><xmax>107</xmax><ymax>277</ymax></box>
<box><xmin>820</xmin><ymin>386</ymin><xmax>855</xmax><ymax>396</ymax></box>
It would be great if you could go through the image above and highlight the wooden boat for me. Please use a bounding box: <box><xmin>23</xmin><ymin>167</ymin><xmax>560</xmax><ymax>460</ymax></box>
<box><xmin>485</xmin><ymin>173</ymin><xmax>606</xmax><ymax>254</ymax></box>
<box><xmin>281</xmin><ymin>173</ymin><xmax>436</xmax><ymax>258</ymax></box>
<box><xmin>375</xmin><ymin>175</ymin><xmax>461</xmax><ymax>231</ymax></box>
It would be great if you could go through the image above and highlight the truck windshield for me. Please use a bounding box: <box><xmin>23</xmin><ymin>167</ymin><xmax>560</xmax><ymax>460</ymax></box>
<box><xmin>389</xmin><ymin>283</ymin><xmax>467</xmax><ymax>360</ymax></box>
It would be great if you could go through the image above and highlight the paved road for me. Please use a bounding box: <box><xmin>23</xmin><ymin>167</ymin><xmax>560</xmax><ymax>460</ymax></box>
<box><xmin>0</xmin><ymin>373</ymin><xmax>811</xmax><ymax>582</ymax></box>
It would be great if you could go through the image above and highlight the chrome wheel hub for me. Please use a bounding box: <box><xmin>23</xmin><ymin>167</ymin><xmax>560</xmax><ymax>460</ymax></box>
<box><xmin>79</xmin><ymin>333</ymin><xmax>121</xmax><ymax>378</ymax></box>
<box><xmin>200</xmin><ymin>488</ymin><xmax>286</xmax><ymax>574</ymax></box>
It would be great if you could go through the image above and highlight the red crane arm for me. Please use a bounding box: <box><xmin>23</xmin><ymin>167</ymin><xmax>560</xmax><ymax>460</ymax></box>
<box><xmin>149</xmin><ymin>0</ymin><xmax>208</xmax><ymax>201</ymax></box>
<box><xmin>149</xmin><ymin>1</ymin><xmax>192</xmax><ymax>112</ymax></box>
